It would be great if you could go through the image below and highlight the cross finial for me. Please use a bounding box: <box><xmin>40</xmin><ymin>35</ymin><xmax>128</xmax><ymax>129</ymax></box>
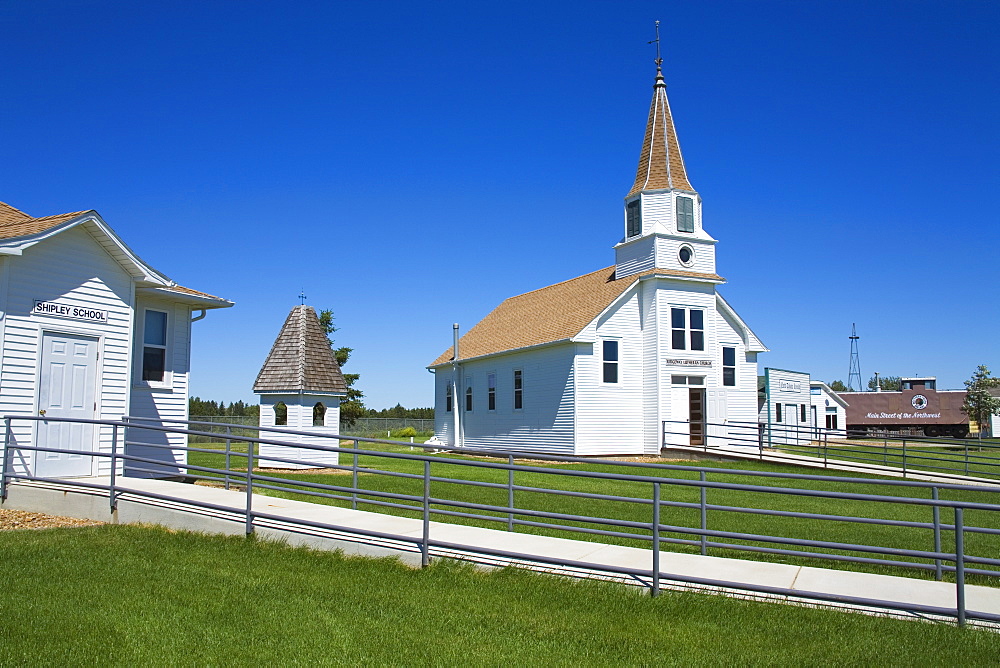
<box><xmin>647</xmin><ymin>20</ymin><xmax>662</xmax><ymax>70</ymax></box>
<box><xmin>298</xmin><ymin>289</ymin><xmax>307</xmax><ymax>305</ymax></box>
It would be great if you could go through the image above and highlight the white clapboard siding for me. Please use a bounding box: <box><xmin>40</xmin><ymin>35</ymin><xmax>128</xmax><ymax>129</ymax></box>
<box><xmin>575</xmin><ymin>290</ymin><xmax>644</xmax><ymax>455</ymax></box>
<box><xmin>1</xmin><ymin>225</ymin><xmax>134</xmax><ymax>476</ymax></box>
<box><xmin>653</xmin><ymin>236</ymin><xmax>716</xmax><ymax>275</ymax></box>
<box><xmin>614</xmin><ymin>238</ymin><xmax>655</xmax><ymax>279</ymax></box>
<box><xmin>257</xmin><ymin>395</ymin><xmax>340</xmax><ymax>468</ymax></box>
<box><xmin>126</xmin><ymin>298</ymin><xmax>193</xmax><ymax>477</ymax></box>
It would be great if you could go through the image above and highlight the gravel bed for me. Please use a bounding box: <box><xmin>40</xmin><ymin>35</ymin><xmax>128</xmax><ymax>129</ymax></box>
<box><xmin>0</xmin><ymin>508</ymin><xmax>105</xmax><ymax>531</ymax></box>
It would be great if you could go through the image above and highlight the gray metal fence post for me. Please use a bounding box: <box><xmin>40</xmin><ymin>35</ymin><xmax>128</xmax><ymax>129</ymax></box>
<box><xmin>965</xmin><ymin>444</ymin><xmax>970</xmax><ymax>476</ymax></box>
<box><xmin>245</xmin><ymin>439</ymin><xmax>255</xmax><ymax>536</ymax></box>
<box><xmin>955</xmin><ymin>507</ymin><xmax>966</xmax><ymax>627</ymax></box>
<box><xmin>352</xmin><ymin>439</ymin><xmax>359</xmax><ymax>511</ymax></box>
<box><xmin>932</xmin><ymin>487</ymin><xmax>942</xmax><ymax>581</ymax></box>
<box><xmin>700</xmin><ymin>470</ymin><xmax>708</xmax><ymax>556</ymax></box>
<box><xmin>224</xmin><ymin>425</ymin><xmax>232</xmax><ymax>491</ymax></box>
<box><xmin>883</xmin><ymin>438</ymin><xmax>888</xmax><ymax>466</ymax></box>
<box><xmin>422</xmin><ymin>459</ymin><xmax>431</xmax><ymax>568</ymax></box>
<box><xmin>109</xmin><ymin>424</ymin><xmax>119</xmax><ymax>512</ymax></box>
<box><xmin>902</xmin><ymin>439</ymin><xmax>907</xmax><ymax>478</ymax></box>
<box><xmin>507</xmin><ymin>454</ymin><xmax>515</xmax><ymax>532</ymax></box>
<box><xmin>1</xmin><ymin>417</ymin><xmax>11</xmax><ymax>500</ymax></box>
<box><xmin>652</xmin><ymin>482</ymin><xmax>661</xmax><ymax>597</ymax></box>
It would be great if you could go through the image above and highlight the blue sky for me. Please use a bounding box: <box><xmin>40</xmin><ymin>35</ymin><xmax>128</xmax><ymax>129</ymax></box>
<box><xmin>3</xmin><ymin>0</ymin><xmax>997</xmax><ymax>407</ymax></box>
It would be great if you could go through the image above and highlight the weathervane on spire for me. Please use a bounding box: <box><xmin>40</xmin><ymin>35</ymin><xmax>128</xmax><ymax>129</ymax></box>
<box><xmin>648</xmin><ymin>20</ymin><xmax>662</xmax><ymax>70</ymax></box>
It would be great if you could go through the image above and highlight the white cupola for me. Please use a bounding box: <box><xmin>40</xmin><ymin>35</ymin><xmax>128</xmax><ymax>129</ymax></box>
<box><xmin>253</xmin><ymin>304</ymin><xmax>348</xmax><ymax>468</ymax></box>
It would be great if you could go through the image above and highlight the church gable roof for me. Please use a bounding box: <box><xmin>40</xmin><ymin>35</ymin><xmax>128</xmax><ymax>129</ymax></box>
<box><xmin>254</xmin><ymin>305</ymin><xmax>348</xmax><ymax>395</ymax></box>
<box><xmin>429</xmin><ymin>266</ymin><xmax>724</xmax><ymax>366</ymax></box>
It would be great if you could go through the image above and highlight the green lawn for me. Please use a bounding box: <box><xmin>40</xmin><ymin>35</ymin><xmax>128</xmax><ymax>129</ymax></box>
<box><xmin>185</xmin><ymin>441</ymin><xmax>1000</xmax><ymax>586</ymax></box>
<box><xmin>2</xmin><ymin>524</ymin><xmax>998</xmax><ymax>665</ymax></box>
<box><xmin>778</xmin><ymin>440</ymin><xmax>1000</xmax><ymax>480</ymax></box>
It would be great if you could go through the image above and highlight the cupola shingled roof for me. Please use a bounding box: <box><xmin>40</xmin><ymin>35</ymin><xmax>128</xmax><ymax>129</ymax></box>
<box><xmin>253</xmin><ymin>305</ymin><xmax>349</xmax><ymax>395</ymax></box>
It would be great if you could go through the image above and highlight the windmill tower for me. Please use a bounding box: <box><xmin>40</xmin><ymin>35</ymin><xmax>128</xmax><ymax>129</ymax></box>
<box><xmin>847</xmin><ymin>323</ymin><xmax>862</xmax><ymax>392</ymax></box>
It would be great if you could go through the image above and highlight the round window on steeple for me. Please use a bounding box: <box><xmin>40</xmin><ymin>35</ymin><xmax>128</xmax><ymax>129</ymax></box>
<box><xmin>678</xmin><ymin>244</ymin><xmax>694</xmax><ymax>267</ymax></box>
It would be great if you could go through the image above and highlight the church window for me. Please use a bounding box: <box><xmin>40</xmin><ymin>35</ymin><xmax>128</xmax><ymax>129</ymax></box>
<box><xmin>722</xmin><ymin>347</ymin><xmax>736</xmax><ymax>386</ymax></box>
<box><xmin>446</xmin><ymin>384</ymin><xmax>453</xmax><ymax>412</ymax></box>
<box><xmin>513</xmin><ymin>369</ymin><xmax>523</xmax><ymax>409</ymax></box>
<box><xmin>626</xmin><ymin>199</ymin><xmax>641</xmax><ymax>237</ymax></box>
<box><xmin>313</xmin><ymin>402</ymin><xmax>326</xmax><ymax>427</ymax></box>
<box><xmin>274</xmin><ymin>401</ymin><xmax>287</xmax><ymax>426</ymax></box>
<box><xmin>677</xmin><ymin>196</ymin><xmax>694</xmax><ymax>232</ymax></box>
<box><xmin>466</xmin><ymin>381</ymin><xmax>473</xmax><ymax>412</ymax></box>
<box><xmin>678</xmin><ymin>244</ymin><xmax>694</xmax><ymax>267</ymax></box>
<box><xmin>690</xmin><ymin>310</ymin><xmax>704</xmax><ymax>350</ymax></box>
<box><xmin>602</xmin><ymin>340</ymin><xmax>619</xmax><ymax>383</ymax></box>
<box><xmin>488</xmin><ymin>373</ymin><xmax>496</xmax><ymax>411</ymax></box>
<box><xmin>672</xmin><ymin>308</ymin><xmax>704</xmax><ymax>351</ymax></box>
<box><xmin>671</xmin><ymin>308</ymin><xmax>686</xmax><ymax>349</ymax></box>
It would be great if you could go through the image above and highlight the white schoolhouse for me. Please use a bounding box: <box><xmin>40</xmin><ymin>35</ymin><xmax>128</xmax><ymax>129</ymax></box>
<box><xmin>0</xmin><ymin>201</ymin><xmax>232</xmax><ymax>479</ymax></box>
<box><xmin>428</xmin><ymin>62</ymin><xmax>767</xmax><ymax>456</ymax></box>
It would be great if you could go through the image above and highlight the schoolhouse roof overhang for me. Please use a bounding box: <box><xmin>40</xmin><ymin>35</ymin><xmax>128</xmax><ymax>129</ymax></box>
<box><xmin>0</xmin><ymin>201</ymin><xmax>232</xmax><ymax>308</ymax></box>
<box><xmin>626</xmin><ymin>65</ymin><xmax>693</xmax><ymax>198</ymax></box>
<box><xmin>428</xmin><ymin>265</ymin><xmax>726</xmax><ymax>367</ymax></box>
<box><xmin>254</xmin><ymin>305</ymin><xmax>349</xmax><ymax>395</ymax></box>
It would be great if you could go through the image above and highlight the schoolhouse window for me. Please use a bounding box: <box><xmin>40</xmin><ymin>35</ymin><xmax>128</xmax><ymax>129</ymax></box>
<box><xmin>722</xmin><ymin>347</ymin><xmax>736</xmax><ymax>386</ymax></box>
<box><xmin>800</xmin><ymin>404</ymin><xmax>807</xmax><ymax>422</ymax></box>
<box><xmin>677</xmin><ymin>196</ymin><xmax>694</xmax><ymax>232</ymax></box>
<box><xmin>487</xmin><ymin>373</ymin><xmax>496</xmax><ymax>411</ymax></box>
<box><xmin>602</xmin><ymin>340</ymin><xmax>619</xmax><ymax>383</ymax></box>
<box><xmin>313</xmin><ymin>402</ymin><xmax>326</xmax><ymax>427</ymax></box>
<box><xmin>466</xmin><ymin>381</ymin><xmax>473</xmax><ymax>412</ymax></box>
<box><xmin>446</xmin><ymin>384</ymin><xmax>453</xmax><ymax>412</ymax></box>
<box><xmin>775</xmin><ymin>403</ymin><xmax>782</xmax><ymax>422</ymax></box>
<box><xmin>626</xmin><ymin>199</ymin><xmax>641</xmax><ymax>238</ymax></box>
<box><xmin>274</xmin><ymin>401</ymin><xmax>287</xmax><ymax>426</ymax></box>
<box><xmin>513</xmin><ymin>369</ymin><xmax>523</xmax><ymax>410</ymax></box>
<box><xmin>142</xmin><ymin>309</ymin><xmax>168</xmax><ymax>381</ymax></box>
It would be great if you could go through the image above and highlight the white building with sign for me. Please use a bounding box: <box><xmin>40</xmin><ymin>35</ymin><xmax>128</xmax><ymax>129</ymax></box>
<box><xmin>758</xmin><ymin>368</ymin><xmax>812</xmax><ymax>446</ymax></box>
<box><xmin>810</xmin><ymin>381</ymin><xmax>848</xmax><ymax>439</ymax></box>
<box><xmin>427</xmin><ymin>61</ymin><xmax>767</xmax><ymax>455</ymax></box>
<box><xmin>0</xmin><ymin>202</ymin><xmax>232</xmax><ymax>479</ymax></box>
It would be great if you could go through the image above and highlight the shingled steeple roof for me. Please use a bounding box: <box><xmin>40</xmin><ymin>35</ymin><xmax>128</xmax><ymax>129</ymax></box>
<box><xmin>626</xmin><ymin>64</ymin><xmax>693</xmax><ymax>197</ymax></box>
<box><xmin>253</xmin><ymin>305</ymin><xmax>348</xmax><ymax>395</ymax></box>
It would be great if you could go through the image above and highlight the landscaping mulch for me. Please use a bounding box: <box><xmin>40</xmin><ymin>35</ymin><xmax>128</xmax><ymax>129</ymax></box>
<box><xmin>0</xmin><ymin>508</ymin><xmax>104</xmax><ymax>531</ymax></box>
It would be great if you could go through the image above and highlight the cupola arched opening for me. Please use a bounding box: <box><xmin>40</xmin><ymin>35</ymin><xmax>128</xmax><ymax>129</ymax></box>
<box><xmin>313</xmin><ymin>402</ymin><xmax>326</xmax><ymax>427</ymax></box>
<box><xmin>274</xmin><ymin>401</ymin><xmax>287</xmax><ymax>426</ymax></box>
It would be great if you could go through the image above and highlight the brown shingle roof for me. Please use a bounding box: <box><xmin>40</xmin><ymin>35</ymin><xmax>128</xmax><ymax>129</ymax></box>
<box><xmin>430</xmin><ymin>266</ymin><xmax>724</xmax><ymax>366</ymax></box>
<box><xmin>254</xmin><ymin>305</ymin><xmax>348</xmax><ymax>394</ymax></box>
<box><xmin>0</xmin><ymin>202</ymin><xmax>88</xmax><ymax>239</ymax></box>
<box><xmin>626</xmin><ymin>67</ymin><xmax>693</xmax><ymax>197</ymax></box>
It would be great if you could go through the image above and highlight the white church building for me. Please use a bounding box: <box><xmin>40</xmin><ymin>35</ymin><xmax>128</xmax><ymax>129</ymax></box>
<box><xmin>428</xmin><ymin>60</ymin><xmax>767</xmax><ymax>456</ymax></box>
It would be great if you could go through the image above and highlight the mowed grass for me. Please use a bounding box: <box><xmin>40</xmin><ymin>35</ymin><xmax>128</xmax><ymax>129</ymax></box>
<box><xmin>2</xmin><ymin>524</ymin><xmax>999</xmax><ymax>666</ymax></box>
<box><xmin>186</xmin><ymin>442</ymin><xmax>1000</xmax><ymax>585</ymax></box>
<box><xmin>779</xmin><ymin>440</ymin><xmax>1000</xmax><ymax>480</ymax></box>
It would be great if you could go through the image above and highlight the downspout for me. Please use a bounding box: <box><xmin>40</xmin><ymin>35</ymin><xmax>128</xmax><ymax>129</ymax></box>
<box><xmin>765</xmin><ymin>367</ymin><xmax>772</xmax><ymax>450</ymax></box>
<box><xmin>453</xmin><ymin>323</ymin><xmax>461</xmax><ymax>449</ymax></box>
<box><xmin>191</xmin><ymin>309</ymin><xmax>207</xmax><ymax>322</ymax></box>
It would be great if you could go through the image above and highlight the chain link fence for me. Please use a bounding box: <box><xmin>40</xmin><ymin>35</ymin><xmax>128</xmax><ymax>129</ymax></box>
<box><xmin>187</xmin><ymin>416</ymin><xmax>435</xmax><ymax>440</ymax></box>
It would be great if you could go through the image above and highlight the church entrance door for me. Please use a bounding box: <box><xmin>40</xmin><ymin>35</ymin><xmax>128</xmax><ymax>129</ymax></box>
<box><xmin>689</xmin><ymin>389</ymin><xmax>706</xmax><ymax>446</ymax></box>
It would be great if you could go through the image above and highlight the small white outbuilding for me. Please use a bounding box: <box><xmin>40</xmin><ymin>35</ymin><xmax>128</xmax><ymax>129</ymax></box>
<box><xmin>254</xmin><ymin>305</ymin><xmax>347</xmax><ymax>468</ymax></box>
<box><xmin>0</xmin><ymin>201</ymin><xmax>232</xmax><ymax>479</ymax></box>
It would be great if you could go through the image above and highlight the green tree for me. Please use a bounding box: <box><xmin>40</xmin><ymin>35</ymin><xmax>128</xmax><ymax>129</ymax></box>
<box><xmin>961</xmin><ymin>365</ymin><xmax>1000</xmax><ymax>437</ymax></box>
<box><xmin>828</xmin><ymin>380</ymin><xmax>848</xmax><ymax>392</ymax></box>
<box><xmin>867</xmin><ymin>375</ymin><xmax>902</xmax><ymax>391</ymax></box>
<box><xmin>318</xmin><ymin>309</ymin><xmax>365</xmax><ymax>426</ymax></box>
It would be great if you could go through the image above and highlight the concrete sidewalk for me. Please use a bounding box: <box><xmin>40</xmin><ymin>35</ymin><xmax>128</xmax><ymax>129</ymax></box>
<box><xmin>4</xmin><ymin>477</ymin><xmax>999</xmax><ymax>626</ymax></box>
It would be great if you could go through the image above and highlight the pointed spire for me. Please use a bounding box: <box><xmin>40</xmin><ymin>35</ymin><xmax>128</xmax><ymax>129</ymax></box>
<box><xmin>253</xmin><ymin>305</ymin><xmax>348</xmax><ymax>394</ymax></box>
<box><xmin>626</xmin><ymin>36</ymin><xmax>693</xmax><ymax>197</ymax></box>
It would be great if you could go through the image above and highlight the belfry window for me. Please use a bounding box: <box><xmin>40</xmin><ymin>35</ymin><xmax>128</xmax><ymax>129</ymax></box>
<box><xmin>313</xmin><ymin>402</ymin><xmax>326</xmax><ymax>427</ymax></box>
<box><xmin>677</xmin><ymin>196</ymin><xmax>694</xmax><ymax>233</ymax></box>
<box><xmin>626</xmin><ymin>199</ymin><xmax>641</xmax><ymax>237</ymax></box>
<box><xmin>274</xmin><ymin>402</ymin><xmax>287</xmax><ymax>426</ymax></box>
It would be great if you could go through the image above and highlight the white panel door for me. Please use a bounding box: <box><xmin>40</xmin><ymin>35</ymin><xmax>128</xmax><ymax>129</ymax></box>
<box><xmin>35</xmin><ymin>332</ymin><xmax>98</xmax><ymax>478</ymax></box>
<box><xmin>707</xmin><ymin>389</ymin><xmax>728</xmax><ymax>445</ymax></box>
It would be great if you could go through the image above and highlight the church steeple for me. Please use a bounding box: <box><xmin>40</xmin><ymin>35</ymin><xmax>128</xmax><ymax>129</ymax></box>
<box><xmin>627</xmin><ymin>61</ymin><xmax>693</xmax><ymax>196</ymax></box>
<box><xmin>615</xmin><ymin>28</ymin><xmax>716</xmax><ymax>282</ymax></box>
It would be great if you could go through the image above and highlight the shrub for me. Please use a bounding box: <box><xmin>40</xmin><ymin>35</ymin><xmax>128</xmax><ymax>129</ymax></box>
<box><xmin>392</xmin><ymin>426</ymin><xmax>418</xmax><ymax>438</ymax></box>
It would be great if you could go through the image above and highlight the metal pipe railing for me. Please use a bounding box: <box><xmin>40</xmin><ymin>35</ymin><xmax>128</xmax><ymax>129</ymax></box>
<box><xmin>4</xmin><ymin>413</ymin><xmax>1000</xmax><ymax>626</ymax></box>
